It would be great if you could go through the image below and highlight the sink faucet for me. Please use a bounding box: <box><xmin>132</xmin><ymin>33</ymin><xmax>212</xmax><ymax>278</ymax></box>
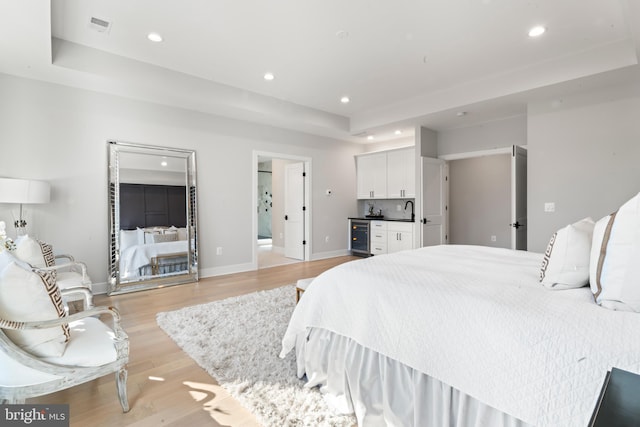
<box><xmin>404</xmin><ymin>200</ymin><xmax>415</xmax><ymax>222</ymax></box>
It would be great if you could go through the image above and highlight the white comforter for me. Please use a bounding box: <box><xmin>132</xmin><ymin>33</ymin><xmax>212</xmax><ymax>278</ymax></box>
<box><xmin>281</xmin><ymin>245</ymin><xmax>640</xmax><ymax>427</ymax></box>
<box><xmin>119</xmin><ymin>240</ymin><xmax>188</xmax><ymax>279</ymax></box>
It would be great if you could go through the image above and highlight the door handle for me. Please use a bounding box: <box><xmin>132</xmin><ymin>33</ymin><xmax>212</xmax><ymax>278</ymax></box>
<box><xmin>510</xmin><ymin>221</ymin><xmax>521</xmax><ymax>229</ymax></box>
<box><xmin>422</xmin><ymin>218</ymin><xmax>431</xmax><ymax>224</ymax></box>
<box><xmin>285</xmin><ymin>215</ymin><xmax>288</xmax><ymax>220</ymax></box>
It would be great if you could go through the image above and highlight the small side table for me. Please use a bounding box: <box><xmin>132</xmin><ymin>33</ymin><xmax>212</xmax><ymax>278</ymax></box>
<box><xmin>295</xmin><ymin>277</ymin><xmax>315</xmax><ymax>302</ymax></box>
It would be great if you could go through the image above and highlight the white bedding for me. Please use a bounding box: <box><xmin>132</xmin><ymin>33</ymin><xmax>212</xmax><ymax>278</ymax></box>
<box><xmin>280</xmin><ymin>245</ymin><xmax>640</xmax><ymax>427</ymax></box>
<box><xmin>119</xmin><ymin>240</ymin><xmax>188</xmax><ymax>279</ymax></box>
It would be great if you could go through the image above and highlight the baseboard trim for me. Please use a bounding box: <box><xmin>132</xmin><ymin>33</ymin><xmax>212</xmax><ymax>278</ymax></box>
<box><xmin>199</xmin><ymin>262</ymin><xmax>256</xmax><ymax>278</ymax></box>
<box><xmin>310</xmin><ymin>249</ymin><xmax>351</xmax><ymax>260</ymax></box>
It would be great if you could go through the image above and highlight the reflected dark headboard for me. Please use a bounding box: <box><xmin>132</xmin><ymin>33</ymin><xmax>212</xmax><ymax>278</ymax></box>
<box><xmin>119</xmin><ymin>183</ymin><xmax>187</xmax><ymax>230</ymax></box>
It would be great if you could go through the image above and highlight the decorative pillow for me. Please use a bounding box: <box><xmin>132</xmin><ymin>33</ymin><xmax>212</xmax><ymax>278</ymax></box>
<box><xmin>0</xmin><ymin>251</ymin><xmax>70</xmax><ymax>357</ymax></box>
<box><xmin>14</xmin><ymin>235</ymin><xmax>55</xmax><ymax>268</ymax></box>
<box><xmin>540</xmin><ymin>217</ymin><xmax>595</xmax><ymax>289</ymax></box>
<box><xmin>177</xmin><ymin>227</ymin><xmax>188</xmax><ymax>241</ymax></box>
<box><xmin>144</xmin><ymin>231</ymin><xmax>161</xmax><ymax>244</ymax></box>
<box><xmin>151</xmin><ymin>233</ymin><xmax>178</xmax><ymax>243</ymax></box>
<box><xmin>589</xmin><ymin>192</ymin><xmax>640</xmax><ymax>311</ymax></box>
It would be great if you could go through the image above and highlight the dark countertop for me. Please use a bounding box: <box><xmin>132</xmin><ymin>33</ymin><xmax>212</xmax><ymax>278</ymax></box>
<box><xmin>349</xmin><ymin>217</ymin><xmax>415</xmax><ymax>223</ymax></box>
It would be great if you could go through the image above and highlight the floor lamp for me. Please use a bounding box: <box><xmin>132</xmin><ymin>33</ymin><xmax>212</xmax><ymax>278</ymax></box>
<box><xmin>0</xmin><ymin>178</ymin><xmax>51</xmax><ymax>236</ymax></box>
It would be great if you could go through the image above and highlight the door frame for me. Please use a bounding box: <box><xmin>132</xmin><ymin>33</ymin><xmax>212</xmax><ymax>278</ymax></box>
<box><xmin>252</xmin><ymin>151</ymin><xmax>311</xmax><ymax>269</ymax></box>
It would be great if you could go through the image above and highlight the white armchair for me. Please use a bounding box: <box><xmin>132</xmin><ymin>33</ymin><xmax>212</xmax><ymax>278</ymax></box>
<box><xmin>12</xmin><ymin>236</ymin><xmax>94</xmax><ymax>310</ymax></box>
<box><xmin>0</xmin><ymin>288</ymin><xmax>129</xmax><ymax>412</ymax></box>
<box><xmin>34</xmin><ymin>253</ymin><xmax>93</xmax><ymax>310</ymax></box>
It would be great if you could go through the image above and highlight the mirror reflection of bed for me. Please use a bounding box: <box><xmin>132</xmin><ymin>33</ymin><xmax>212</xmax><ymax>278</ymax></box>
<box><xmin>119</xmin><ymin>223</ymin><xmax>190</xmax><ymax>281</ymax></box>
<box><xmin>118</xmin><ymin>181</ymin><xmax>188</xmax><ymax>282</ymax></box>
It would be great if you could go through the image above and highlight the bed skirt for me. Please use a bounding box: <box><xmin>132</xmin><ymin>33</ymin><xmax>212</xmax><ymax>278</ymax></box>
<box><xmin>295</xmin><ymin>328</ymin><xmax>532</xmax><ymax>427</ymax></box>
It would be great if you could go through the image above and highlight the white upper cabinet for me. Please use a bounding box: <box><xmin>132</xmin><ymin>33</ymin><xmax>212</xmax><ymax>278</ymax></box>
<box><xmin>356</xmin><ymin>152</ymin><xmax>387</xmax><ymax>199</ymax></box>
<box><xmin>387</xmin><ymin>148</ymin><xmax>415</xmax><ymax>198</ymax></box>
<box><xmin>357</xmin><ymin>147</ymin><xmax>415</xmax><ymax>200</ymax></box>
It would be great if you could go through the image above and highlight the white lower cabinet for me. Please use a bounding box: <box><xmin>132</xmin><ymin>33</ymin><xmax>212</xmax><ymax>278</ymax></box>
<box><xmin>370</xmin><ymin>220</ymin><xmax>414</xmax><ymax>255</ymax></box>
<box><xmin>388</xmin><ymin>222</ymin><xmax>414</xmax><ymax>253</ymax></box>
<box><xmin>370</xmin><ymin>221</ymin><xmax>387</xmax><ymax>255</ymax></box>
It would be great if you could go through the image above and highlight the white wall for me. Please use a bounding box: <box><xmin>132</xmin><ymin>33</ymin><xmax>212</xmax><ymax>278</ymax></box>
<box><xmin>437</xmin><ymin>116</ymin><xmax>527</xmax><ymax>156</ymax></box>
<box><xmin>0</xmin><ymin>73</ymin><xmax>362</xmax><ymax>288</ymax></box>
<box><xmin>527</xmin><ymin>86</ymin><xmax>640</xmax><ymax>252</ymax></box>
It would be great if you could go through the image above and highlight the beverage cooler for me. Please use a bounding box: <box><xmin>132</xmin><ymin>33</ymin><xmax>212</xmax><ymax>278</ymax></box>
<box><xmin>350</xmin><ymin>219</ymin><xmax>370</xmax><ymax>257</ymax></box>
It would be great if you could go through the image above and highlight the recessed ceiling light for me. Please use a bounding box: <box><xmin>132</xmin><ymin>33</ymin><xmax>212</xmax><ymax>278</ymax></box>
<box><xmin>264</xmin><ymin>72</ymin><xmax>275</xmax><ymax>81</ymax></box>
<box><xmin>147</xmin><ymin>32</ymin><xmax>163</xmax><ymax>42</ymax></box>
<box><xmin>367</xmin><ymin>135</ymin><xmax>374</xmax><ymax>141</ymax></box>
<box><xmin>161</xmin><ymin>161</ymin><xmax>168</xmax><ymax>167</ymax></box>
<box><xmin>528</xmin><ymin>26</ymin><xmax>546</xmax><ymax>37</ymax></box>
<box><xmin>336</xmin><ymin>30</ymin><xmax>349</xmax><ymax>40</ymax></box>
<box><xmin>340</xmin><ymin>96</ymin><xmax>350</xmax><ymax>104</ymax></box>
<box><xmin>394</xmin><ymin>130</ymin><xmax>402</xmax><ymax>135</ymax></box>
<box><xmin>456</xmin><ymin>111</ymin><xmax>467</xmax><ymax>117</ymax></box>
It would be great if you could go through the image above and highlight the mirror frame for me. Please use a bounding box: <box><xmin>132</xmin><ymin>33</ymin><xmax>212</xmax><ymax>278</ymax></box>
<box><xmin>107</xmin><ymin>140</ymin><xmax>198</xmax><ymax>295</ymax></box>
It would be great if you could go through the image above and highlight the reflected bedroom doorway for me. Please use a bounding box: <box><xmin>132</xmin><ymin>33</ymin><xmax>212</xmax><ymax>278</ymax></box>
<box><xmin>254</xmin><ymin>153</ymin><xmax>310</xmax><ymax>269</ymax></box>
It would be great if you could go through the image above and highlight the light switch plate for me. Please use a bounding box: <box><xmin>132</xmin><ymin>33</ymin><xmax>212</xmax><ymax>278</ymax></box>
<box><xmin>544</xmin><ymin>202</ymin><xmax>555</xmax><ymax>212</ymax></box>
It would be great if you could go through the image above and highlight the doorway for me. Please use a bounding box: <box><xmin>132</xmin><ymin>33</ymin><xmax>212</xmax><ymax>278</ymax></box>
<box><xmin>443</xmin><ymin>146</ymin><xmax>527</xmax><ymax>250</ymax></box>
<box><xmin>253</xmin><ymin>151</ymin><xmax>311</xmax><ymax>269</ymax></box>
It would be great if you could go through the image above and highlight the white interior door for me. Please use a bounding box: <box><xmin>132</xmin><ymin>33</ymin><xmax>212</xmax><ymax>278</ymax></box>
<box><xmin>284</xmin><ymin>162</ymin><xmax>305</xmax><ymax>260</ymax></box>
<box><xmin>421</xmin><ymin>157</ymin><xmax>448</xmax><ymax>246</ymax></box>
<box><xmin>511</xmin><ymin>145</ymin><xmax>528</xmax><ymax>250</ymax></box>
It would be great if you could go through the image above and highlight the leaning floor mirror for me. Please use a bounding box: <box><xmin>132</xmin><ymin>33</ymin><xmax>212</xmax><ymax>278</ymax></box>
<box><xmin>108</xmin><ymin>141</ymin><xmax>198</xmax><ymax>295</ymax></box>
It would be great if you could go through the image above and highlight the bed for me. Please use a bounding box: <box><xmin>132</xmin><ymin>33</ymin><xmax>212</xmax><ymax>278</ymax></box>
<box><xmin>118</xmin><ymin>228</ymin><xmax>190</xmax><ymax>279</ymax></box>
<box><xmin>280</xmin><ymin>244</ymin><xmax>640</xmax><ymax>427</ymax></box>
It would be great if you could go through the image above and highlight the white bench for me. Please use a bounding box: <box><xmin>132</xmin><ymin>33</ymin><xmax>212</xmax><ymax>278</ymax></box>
<box><xmin>295</xmin><ymin>277</ymin><xmax>315</xmax><ymax>302</ymax></box>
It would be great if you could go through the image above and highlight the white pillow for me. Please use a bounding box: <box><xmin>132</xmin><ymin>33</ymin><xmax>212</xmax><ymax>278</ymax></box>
<box><xmin>120</xmin><ymin>229</ymin><xmax>140</xmax><ymax>251</ymax></box>
<box><xmin>0</xmin><ymin>251</ymin><xmax>70</xmax><ymax>357</ymax></box>
<box><xmin>589</xmin><ymin>193</ymin><xmax>640</xmax><ymax>311</ymax></box>
<box><xmin>13</xmin><ymin>235</ymin><xmax>55</xmax><ymax>268</ymax></box>
<box><xmin>539</xmin><ymin>217</ymin><xmax>595</xmax><ymax>289</ymax></box>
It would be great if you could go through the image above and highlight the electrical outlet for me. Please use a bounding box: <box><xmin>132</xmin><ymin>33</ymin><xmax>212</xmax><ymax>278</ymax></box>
<box><xmin>491</xmin><ymin>235</ymin><xmax>497</xmax><ymax>242</ymax></box>
<box><xmin>216</xmin><ymin>247</ymin><xmax>223</xmax><ymax>255</ymax></box>
<box><xmin>325</xmin><ymin>236</ymin><xmax>330</xmax><ymax>243</ymax></box>
<box><xmin>544</xmin><ymin>202</ymin><xmax>555</xmax><ymax>212</ymax></box>
<box><xmin>396</xmin><ymin>204</ymin><xmax>402</xmax><ymax>211</ymax></box>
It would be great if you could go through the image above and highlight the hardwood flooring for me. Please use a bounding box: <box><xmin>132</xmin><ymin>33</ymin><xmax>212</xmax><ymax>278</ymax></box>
<box><xmin>30</xmin><ymin>256</ymin><xmax>358</xmax><ymax>427</ymax></box>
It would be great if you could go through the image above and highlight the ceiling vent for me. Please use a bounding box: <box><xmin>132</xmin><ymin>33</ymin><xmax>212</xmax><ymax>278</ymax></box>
<box><xmin>89</xmin><ymin>16</ymin><xmax>112</xmax><ymax>34</ymax></box>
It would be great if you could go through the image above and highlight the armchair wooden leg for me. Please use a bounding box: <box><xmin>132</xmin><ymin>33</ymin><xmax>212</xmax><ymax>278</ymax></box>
<box><xmin>116</xmin><ymin>367</ymin><xmax>130</xmax><ymax>413</ymax></box>
<box><xmin>2</xmin><ymin>398</ymin><xmax>26</xmax><ymax>404</ymax></box>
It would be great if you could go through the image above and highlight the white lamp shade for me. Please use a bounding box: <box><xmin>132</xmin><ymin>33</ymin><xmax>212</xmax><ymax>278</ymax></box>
<box><xmin>0</xmin><ymin>178</ymin><xmax>50</xmax><ymax>204</ymax></box>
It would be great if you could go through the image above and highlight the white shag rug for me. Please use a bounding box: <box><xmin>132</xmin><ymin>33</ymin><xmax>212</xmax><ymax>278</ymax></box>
<box><xmin>156</xmin><ymin>285</ymin><xmax>356</xmax><ymax>427</ymax></box>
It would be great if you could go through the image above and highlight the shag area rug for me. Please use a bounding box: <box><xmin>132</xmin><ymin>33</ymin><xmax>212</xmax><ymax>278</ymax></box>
<box><xmin>156</xmin><ymin>285</ymin><xmax>356</xmax><ymax>427</ymax></box>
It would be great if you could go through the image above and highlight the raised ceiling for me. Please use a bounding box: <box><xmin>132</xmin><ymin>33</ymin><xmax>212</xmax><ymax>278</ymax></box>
<box><xmin>2</xmin><ymin>0</ymin><xmax>640</xmax><ymax>142</ymax></box>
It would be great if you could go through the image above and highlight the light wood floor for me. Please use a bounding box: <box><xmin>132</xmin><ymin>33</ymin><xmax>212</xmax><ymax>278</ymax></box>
<box><xmin>31</xmin><ymin>255</ymin><xmax>358</xmax><ymax>427</ymax></box>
